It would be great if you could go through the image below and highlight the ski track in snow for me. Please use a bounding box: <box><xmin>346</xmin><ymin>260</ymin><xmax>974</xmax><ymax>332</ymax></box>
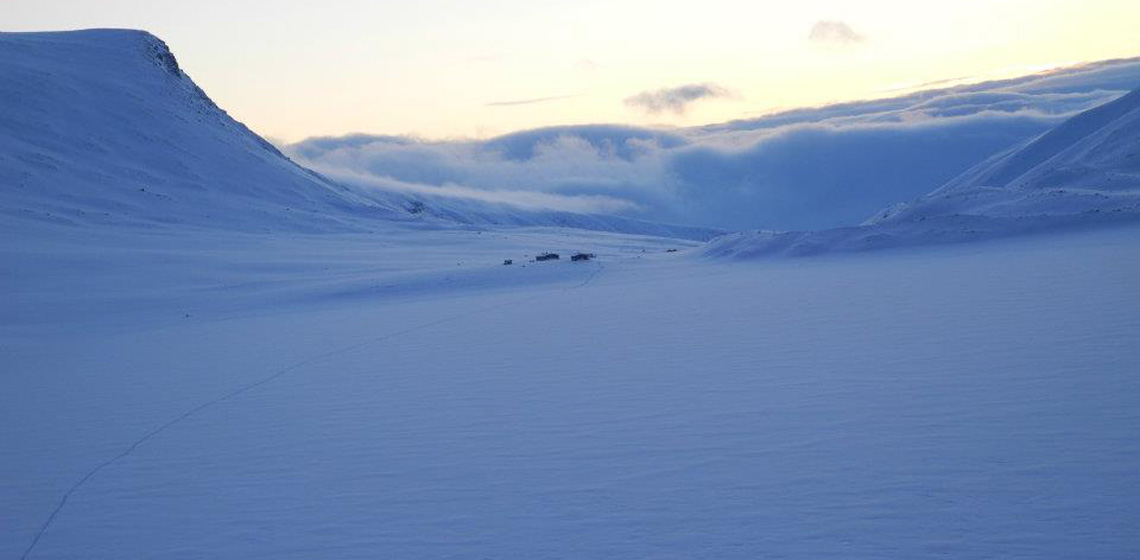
<box><xmin>6</xmin><ymin>228</ymin><xmax>1138</xmax><ymax>559</ymax></box>
<box><xmin>18</xmin><ymin>263</ymin><xmax>604</xmax><ymax>560</ymax></box>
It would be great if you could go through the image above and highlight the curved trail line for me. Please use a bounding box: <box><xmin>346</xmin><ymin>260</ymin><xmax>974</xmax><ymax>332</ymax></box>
<box><xmin>19</xmin><ymin>262</ymin><xmax>604</xmax><ymax>560</ymax></box>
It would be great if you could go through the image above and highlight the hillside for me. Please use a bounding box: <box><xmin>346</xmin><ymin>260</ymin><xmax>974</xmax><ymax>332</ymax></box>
<box><xmin>0</xmin><ymin>29</ymin><xmax>408</xmax><ymax>233</ymax></box>
<box><xmin>0</xmin><ymin>29</ymin><xmax>717</xmax><ymax>240</ymax></box>
<box><xmin>704</xmin><ymin>86</ymin><xmax>1140</xmax><ymax>258</ymax></box>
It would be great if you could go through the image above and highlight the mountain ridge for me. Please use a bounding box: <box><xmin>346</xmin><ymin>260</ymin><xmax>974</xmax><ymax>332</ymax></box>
<box><xmin>0</xmin><ymin>29</ymin><xmax>719</xmax><ymax>239</ymax></box>
<box><xmin>703</xmin><ymin>85</ymin><xmax>1140</xmax><ymax>258</ymax></box>
<box><xmin>0</xmin><ymin>28</ymin><xmax>407</xmax><ymax>232</ymax></box>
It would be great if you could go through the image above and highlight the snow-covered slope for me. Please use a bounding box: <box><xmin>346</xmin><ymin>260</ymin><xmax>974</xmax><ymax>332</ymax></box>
<box><xmin>0</xmin><ymin>29</ymin><xmax>409</xmax><ymax>233</ymax></box>
<box><xmin>3</xmin><ymin>222</ymin><xmax>1138</xmax><ymax>560</ymax></box>
<box><xmin>704</xmin><ymin>86</ymin><xmax>1140</xmax><ymax>258</ymax></box>
<box><xmin>871</xmin><ymin>86</ymin><xmax>1140</xmax><ymax>222</ymax></box>
<box><xmin>0</xmin><ymin>29</ymin><xmax>717</xmax><ymax>240</ymax></box>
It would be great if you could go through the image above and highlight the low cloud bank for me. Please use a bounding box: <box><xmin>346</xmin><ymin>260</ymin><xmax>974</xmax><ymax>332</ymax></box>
<box><xmin>286</xmin><ymin>59</ymin><xmax>1140</xmax><ymax>231</ymax></box>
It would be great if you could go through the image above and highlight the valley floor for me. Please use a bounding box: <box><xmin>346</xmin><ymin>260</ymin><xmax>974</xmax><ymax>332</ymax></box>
<box><xmin>2</xmin><ymin>224</ymin><xmax>1139</xmax><ymax>559</ymax></box>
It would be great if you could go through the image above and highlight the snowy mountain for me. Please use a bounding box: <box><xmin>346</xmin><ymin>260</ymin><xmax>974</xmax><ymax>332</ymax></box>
<box><xmin>0</xmin><ymin>29</ymin><xmax>718</xmax><ymax>240</ymax></box>
<box><xmin>871</xmin><ymin>86</ymin><xmax>1140</xmax><ymax>221</ymax></box>
<box><xmin>704</xmin><ymin>86</ymin><xmax>1140</xmax><ymax>258</ymax></box>
<box><xmin>0</xmin><ymin>29</ymin><xmax>407</xmax><ymax>233</ymax></box>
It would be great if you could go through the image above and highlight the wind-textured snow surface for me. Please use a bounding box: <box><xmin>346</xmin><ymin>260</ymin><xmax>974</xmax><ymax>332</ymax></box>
<box><xmin>3</xmin><ymin>225</ymin><xmax>1139</xmax><ymax>559</ymax></box>
<box><xmin>703</xmin><ymin>86</ymin><xmax>1140</xmax><ymax>258</ymax></box>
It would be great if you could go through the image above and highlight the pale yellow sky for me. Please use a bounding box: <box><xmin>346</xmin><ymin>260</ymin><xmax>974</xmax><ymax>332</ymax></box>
<box><xmin>7</xmin><ymin>0</ymin><xmax>1140</xmax><ymax>141</ymax></box>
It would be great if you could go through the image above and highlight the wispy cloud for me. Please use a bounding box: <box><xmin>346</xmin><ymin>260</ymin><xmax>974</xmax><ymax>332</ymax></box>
<box><xmin>880</xmin><ymin>75</ymin><xmax>974</xmax><ymax>94</ymax></box>
<box><xmin>808</xmin><ymin>20</ymin><xmax>865</xmax><ymax>46</ymax></box>
<box><xmin>485</xmin><ymin>94</ymin><xmax>579</xmax><ymax>107</ymax></box>
<box><xmin>624</xmin><ymin>83</ymin><xmax>732</xmax><ymax>115</ymax></box>
<box><xmin>314</xmin><ymin>167</ymin><xmax>643</xmax><ymax>214</ymax></box>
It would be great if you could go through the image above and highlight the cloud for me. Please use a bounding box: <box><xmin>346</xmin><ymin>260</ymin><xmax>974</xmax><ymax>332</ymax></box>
<box><xmin>808</xmin><ymin>20</ymin><xmax>865</xmax><ymax>46</ymax></box>
<box><xmin>287</xmin><ymin>113</ymin><xmax>1054</xmax><ymax>230</ymax></box>
<box><xmin>483</xmin><ymin>124</ymin><xmax>689</xmax><ymax>160</ymax></box>
<box><xmin>485</xmin><ymin>94</ymin><xmax>579</xmax><ymax>107</ymax></box>
<box><xmin>290</xmin><ymin>128</ymin><xmax>680</xmax><ymax>214</ymax></box>
<box><xmin>286</xmin><ymin>58</ymin><xmax>1140</xmax><ymax>231</ymax></box>
<box><xmin>880</xmin><ymin>75</ymin><xmax>974</xmax><ymax>94</ymax></box>
<box><xmin>667</xmin><ymin>114</ymin><xmax>1055</xmax><ymax>230</ymax></box>
<box><xmin>314</xmin><ymin>167</ymin><xmax>643</xmax><ymax>215</ymax></box>
<box><xmin>624</xmin><ymin>83</ymin><xmax>732</xmax><ymax>115</ymax></box>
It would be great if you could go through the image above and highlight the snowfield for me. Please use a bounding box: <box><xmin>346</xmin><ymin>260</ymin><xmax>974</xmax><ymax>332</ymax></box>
<box><xmin>3</xmin><ymin>28</ymin><xmax>1139</xmax><ymax>560</ymax></box>
<box><xmin>4</xmin><ymin>224</ymin><xmax>1139</xmax><ymax>559</ymax></box>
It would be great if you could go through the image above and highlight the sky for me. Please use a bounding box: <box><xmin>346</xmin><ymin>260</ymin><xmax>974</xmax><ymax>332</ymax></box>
<box><xmin>6</xmin><ymin>0</ymin><xmax>1140</xmax><ymax>142</ymax></box>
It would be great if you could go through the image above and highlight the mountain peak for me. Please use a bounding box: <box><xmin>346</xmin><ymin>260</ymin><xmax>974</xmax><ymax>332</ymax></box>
<box><xmin>0</xmin><ymin>29</ymin><xmax>403</xmax><ymax>232</ymax></box>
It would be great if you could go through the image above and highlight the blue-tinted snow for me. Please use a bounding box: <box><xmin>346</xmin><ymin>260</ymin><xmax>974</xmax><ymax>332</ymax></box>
<box><xmin>2</xmin><ymin>29</ymin><xmax>1138</xmax><ymax>560</ymax></box>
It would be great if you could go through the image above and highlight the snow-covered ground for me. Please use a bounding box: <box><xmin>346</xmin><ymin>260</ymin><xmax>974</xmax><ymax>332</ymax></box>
<box><xmin>4</xmin><ymin>223</ymin><xmax>1139</xmax><ymax>559</ymax></box>
<box><xmin>4</xmin><ymin>27</ymin><xmax>1139</xmax><ymax>560</ymax></box>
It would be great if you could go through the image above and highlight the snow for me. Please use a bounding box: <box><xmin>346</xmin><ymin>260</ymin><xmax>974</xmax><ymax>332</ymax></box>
<box><xmin>703</xmin><ymin>86</ymin><xmax>1140</xmax><ymax>258</ymax></box>
<box><xmin>0</xmin><ymin>29</ymin><xmax>405</xmax><ymax>233</ymax></box>
<box><xmin>4</xmin><ymin>225</ymin><xmax>1140</xmax><ymax>559</ymax></box>
<box><xmin>0</xmin><ymin>29</ymin><xmax>717</xmax><ymax>241</ymax></box>
<box><xmin>3</xmin><ymin>28</ymin><xmax>1139</xmax><ymax>560</ymax></box>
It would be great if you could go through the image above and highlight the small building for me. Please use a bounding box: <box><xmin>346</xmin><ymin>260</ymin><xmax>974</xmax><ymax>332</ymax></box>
<box><xmin>571</xmin><ymin>252</ymin><xmax>595</xmax><ymax>262</ymax></box>
<box><xmin>535</xmin><ymin>253</ymin><xmax>560</xmax><ymax>261</ymax></box>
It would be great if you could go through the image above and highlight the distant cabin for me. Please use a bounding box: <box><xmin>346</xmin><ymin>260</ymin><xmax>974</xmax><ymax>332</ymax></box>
<box><xmin>535</xmin><ymin>253</ymin><xmax>560</xmax><ymax>261</ymax></box>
